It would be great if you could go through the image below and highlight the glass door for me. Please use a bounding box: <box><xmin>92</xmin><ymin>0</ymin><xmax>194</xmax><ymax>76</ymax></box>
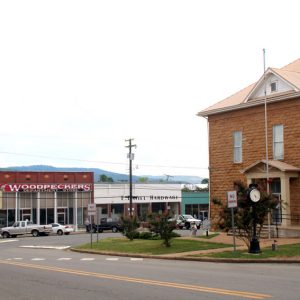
<box><xmin>57</xmin><ymin>212</ymin><xmax>65</xmax><ymax>224</ymax></box>
<box><xmin>272</xmin><ymin>193</ymin><xmax>282</xmax><ymax>225</ymax></box>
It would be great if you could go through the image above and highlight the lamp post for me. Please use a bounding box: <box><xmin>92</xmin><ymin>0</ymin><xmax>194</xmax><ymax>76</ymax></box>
<box><xmin>248</xmin><ymin>184</ymin><xmax>261</xmax><ymax>254</ymax></box>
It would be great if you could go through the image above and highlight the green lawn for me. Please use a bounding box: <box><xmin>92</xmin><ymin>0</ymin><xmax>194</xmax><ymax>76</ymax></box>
<box><xmin>192</xmin><ymin>243</ymin><xmax>300</xmax><ymax>259</ymax></box>
<box><xmin>196</xmin><ymin>233</ymin><xmax>219</xmax><ymax>239</ymax></box>
<box><xmin>75</xmin><ymin>237</ymin><xmax>230</xmax><ymax>255</ymax></box>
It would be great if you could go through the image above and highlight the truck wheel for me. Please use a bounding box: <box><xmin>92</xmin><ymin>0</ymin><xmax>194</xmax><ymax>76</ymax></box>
<box><xmin>32</xmin><ymin>230</ymin><xmax>39</xmax><ymax>237</ymax></box>
<box><xmin>57</xmin><ymin>229</ymin><xmax>63</xmax><ymax>236</ymax></box>
<box><xmin>2</xmin><ymin>232</ymin><xmax>10</xmax><ymax>238</ymax></box>
<box><xmin>112</xmin><ymin>226</ymin><xmax>118</xmax><ymax>233</ymax></box>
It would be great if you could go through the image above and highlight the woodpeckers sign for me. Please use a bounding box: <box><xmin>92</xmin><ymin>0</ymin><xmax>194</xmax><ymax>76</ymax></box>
<box><xmin>1</xmin><ymin>183</ymin><xmax>92</xmax><ymax>192</ymax></box>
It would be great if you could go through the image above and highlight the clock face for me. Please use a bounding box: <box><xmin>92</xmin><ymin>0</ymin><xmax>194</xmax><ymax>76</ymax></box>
<box><xmin>250</xmin><ymin>188</ymin><xmax>260</xmax><ymax>202</ymax></box>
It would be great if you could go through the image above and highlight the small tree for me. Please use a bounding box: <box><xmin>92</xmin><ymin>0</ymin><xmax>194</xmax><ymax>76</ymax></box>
<box><xmin>99</xmin><ymin>174</ymin><xmax>114</xmax><ymax>182</ymax></box>
<box><xmin>148</xmin><ymin>212</ymin><xmax>176</xmax><ymax>247</ymax></box>
<box><xmin>217</xmin><ymin>180</ymin><xmax>279</xmax><ymax>249</ymax></box>
<box><xmin>201</xmin><ymin>178</ymin><xmax>209</xmax><ymax>184</ymax></box>
<box><xmin>121</xmin><ymin>215</ymin><xmax>139</xmax><ymax>241</ymax></box>
<box><xmin>138</xmin><ymin>177</ymin><xmax>149</xmax><ymax>183</ymax></box>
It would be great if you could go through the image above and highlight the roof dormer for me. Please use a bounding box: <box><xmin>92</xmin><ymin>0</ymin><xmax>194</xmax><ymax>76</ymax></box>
<box><xmin>245</xmin><ymin>68</ymin><xmax>300</xmax><ymax>102</ymax></box>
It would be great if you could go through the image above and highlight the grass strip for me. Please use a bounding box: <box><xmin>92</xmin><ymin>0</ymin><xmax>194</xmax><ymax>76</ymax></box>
<box><xmin>192</xmin><ymin>243</ymin><xmax>300</xmax><ymax>259</ymax></box>
<box><xmin>75</xmin><ymin>237</ymin><xmax>230</xmax><ymax>255</ymax></box>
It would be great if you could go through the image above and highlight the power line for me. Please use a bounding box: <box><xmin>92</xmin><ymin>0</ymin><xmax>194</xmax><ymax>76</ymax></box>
<box><xmin>0</xmin><ymin>150</ymin><xmax>208</xmax><ymax>170</ymax></box>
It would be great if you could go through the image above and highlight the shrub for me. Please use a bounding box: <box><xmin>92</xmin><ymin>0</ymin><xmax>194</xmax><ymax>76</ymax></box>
<box><xmin>139</xmin><ymin>232</ymin><xmax>153</xmax><ymax>239</ymax></box>
<box><xmin>121</xmin><ymin>215</ymin><xmax>139</xmax><ymax>241</ymax></box>
<box><xmin>125</xmin><ymin>230</ymin><xmax>140</xmax><ymax>239</ymax></box>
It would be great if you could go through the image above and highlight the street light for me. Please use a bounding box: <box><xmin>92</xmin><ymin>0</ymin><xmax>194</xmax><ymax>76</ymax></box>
<box><xmin>248</xmin><ymin>183</ymin><xmax>261</xmax><ymax>254</ymax></box>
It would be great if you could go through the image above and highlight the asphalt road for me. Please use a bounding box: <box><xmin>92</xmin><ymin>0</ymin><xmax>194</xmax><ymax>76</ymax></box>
<box><xmin>0</xmin><ymin>232</ymin><xmax>300</xmax><ymax>299</ymax></box>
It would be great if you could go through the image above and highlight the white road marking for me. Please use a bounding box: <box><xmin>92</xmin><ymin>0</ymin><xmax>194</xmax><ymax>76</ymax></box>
<box><xmin>3</xmin><ymin>257</ymin><xmax>145</xmax><ymax>262</ymax></box>
<box><xmin>20</xmin><ymin>245</ymin><xmax>70</xmax><ymax>250</ymax></box>
<box><xmin>0</xmin><ymin>239</ymin><xmax>18</xmax><ymax>243</ymax></box>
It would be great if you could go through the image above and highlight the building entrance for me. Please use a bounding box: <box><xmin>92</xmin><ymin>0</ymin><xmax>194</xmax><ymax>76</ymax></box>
<box><xmin>57</xmin><ymin>213</ymin><xmax>65</xmax><ymax>224</ymax></box>
<box><xmin>22</xmin><ymin>214</ymin><xmax>31</xmax><ymax>221</ymax></box>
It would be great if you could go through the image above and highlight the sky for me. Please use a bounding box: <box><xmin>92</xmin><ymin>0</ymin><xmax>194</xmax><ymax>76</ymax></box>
<box><xmin>0</xmin><ymin>0</ymin><xmax>300</xmax><ymax>179</ymax></box>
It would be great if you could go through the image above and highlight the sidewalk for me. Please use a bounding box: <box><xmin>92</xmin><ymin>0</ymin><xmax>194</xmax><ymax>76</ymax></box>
<box><xmin>160</xmin><ymin>232</ymin><xmax>300</xmax><ymax>259</ymax></box>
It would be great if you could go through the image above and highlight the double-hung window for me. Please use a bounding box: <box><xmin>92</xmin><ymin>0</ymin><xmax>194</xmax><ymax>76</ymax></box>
<box><xmin>273</xmin><ymin>124</ymin><xmax>284</xmax><ymax>160</ymax></box>
<box><xmin>233</xmin><ymin>131</ymin><xmax>242</xmax><ymax>163</ymax></box>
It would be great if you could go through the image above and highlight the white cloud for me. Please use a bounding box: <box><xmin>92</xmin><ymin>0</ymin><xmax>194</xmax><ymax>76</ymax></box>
<box><xmin>0</xmin><ymin>0</ymin><xmax>299</xmax><ymax>178</ymax></box>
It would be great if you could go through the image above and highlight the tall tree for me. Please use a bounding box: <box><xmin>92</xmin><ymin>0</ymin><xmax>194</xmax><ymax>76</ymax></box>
<box><xmin>216</xmin><ymin>180</ymin><xmax>278</xmax><ymax>249</ymax></box>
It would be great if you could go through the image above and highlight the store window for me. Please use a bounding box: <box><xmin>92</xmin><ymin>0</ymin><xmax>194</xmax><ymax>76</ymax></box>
<box><xmin>111</xmin><ymin>204</ymin><xmax>123</xmax><ymax>214</ymax></box>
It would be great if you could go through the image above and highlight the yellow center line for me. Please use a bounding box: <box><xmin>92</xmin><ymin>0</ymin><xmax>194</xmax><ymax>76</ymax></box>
<box><xmin>0</xmin><ymin>260</ymin><xmax>272</xmax><ymax>299</ymax></box>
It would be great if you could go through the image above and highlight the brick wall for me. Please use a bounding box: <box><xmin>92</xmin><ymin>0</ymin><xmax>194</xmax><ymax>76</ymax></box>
<box><xmin>207</xmin><ymin>97</ymin><xmax>300</xmax><ymax>226</ymax></box>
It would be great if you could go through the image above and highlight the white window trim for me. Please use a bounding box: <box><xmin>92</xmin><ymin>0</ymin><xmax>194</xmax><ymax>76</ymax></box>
<box><xmin>273</xmin><ymin>124</ymin><xmax>284</xmax><ymax>160</ymax></box>
<box><xmin>270</xmin><ymin>80</ymin><xmax>278</xmax><ymax>93</ymax></box>
<box><xmin>233</xmin><ymin>131</ymin><xmax>242</xmax><ymax>163</ymax></box>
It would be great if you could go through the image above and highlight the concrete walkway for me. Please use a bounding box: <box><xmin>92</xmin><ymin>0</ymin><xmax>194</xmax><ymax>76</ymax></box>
<box><xmin>160</xmin><ymin>232</ymin><xmax>300</xmax><ymax>259</ymax></box>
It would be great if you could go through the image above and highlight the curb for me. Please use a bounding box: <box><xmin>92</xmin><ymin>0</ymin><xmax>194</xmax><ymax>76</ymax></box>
<box><xmin>69</xmin><ymin>248</ymin><xmax>300</xmax><ymax>264</ymax></box>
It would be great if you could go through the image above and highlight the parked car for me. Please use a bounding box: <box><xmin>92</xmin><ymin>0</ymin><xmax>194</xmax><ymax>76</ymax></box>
<box><xmin>49</xmin><ymin>223</ymin><xmax>74</xmax><ymax>235</ymax></box>
<box><xmin>174</xmin><ymin>214</ymin><xmax>202</xmax><ymax>229</ymax></box>
<box><xmin>91</xmin><ymin>218</ymin><xmax>124</xmax><ymax>233</ymax></box>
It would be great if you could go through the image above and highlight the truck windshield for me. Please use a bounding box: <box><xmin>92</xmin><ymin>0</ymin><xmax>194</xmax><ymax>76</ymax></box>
<box><xmin>183</xmin><ymin>215</ymin><xmax>194</xmax><ymax>219</ymax></box>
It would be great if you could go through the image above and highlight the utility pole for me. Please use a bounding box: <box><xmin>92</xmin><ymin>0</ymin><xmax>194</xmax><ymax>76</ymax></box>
<box><xmin>125</xmin><ymin>138</ymin><xmax>136</xmax><ymax>218</ymax></box>
<box><xmin>164</xmin><ymin>174</ymin><xmax>173</xmax><ymax>181</ymax></box>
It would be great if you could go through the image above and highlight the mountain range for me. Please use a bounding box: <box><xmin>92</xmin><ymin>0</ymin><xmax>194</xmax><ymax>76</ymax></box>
<box><xmin>0</xmin><ymin>165</ymin><xmax>204</xmax><ymax>184</ymax></box>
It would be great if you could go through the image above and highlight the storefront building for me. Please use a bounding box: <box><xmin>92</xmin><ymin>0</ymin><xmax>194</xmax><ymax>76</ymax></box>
<box><xmin>181</xmin><ymin>191</ymin><xmax>209</xmax><ymax>221</ymax></box>
<box><xmin>94</xmin><ymin>183</ymin><xmax>181</xmax><ymax>222</ymax></box>
<box><xmin>0</xmin><ymin>171</ymin><xmax>93</xmax><ymax>230</ymax></box>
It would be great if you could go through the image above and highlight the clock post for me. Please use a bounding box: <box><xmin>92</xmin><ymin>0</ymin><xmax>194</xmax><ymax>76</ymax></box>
<box><xmin>248</xmin><ymin>184</ymin><xmax>261</xmax><ymax>254</ymax></box>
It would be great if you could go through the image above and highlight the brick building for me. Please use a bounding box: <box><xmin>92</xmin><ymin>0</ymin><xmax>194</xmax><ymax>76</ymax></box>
<box><xmin>198</xmin><ymin>58</ymin><xmax>300</xmax><ymax>232</ymax></box>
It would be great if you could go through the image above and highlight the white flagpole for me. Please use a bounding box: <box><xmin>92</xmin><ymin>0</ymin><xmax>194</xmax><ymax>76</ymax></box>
<box><xmin>263</xmin><ymin>49</ymin><xmax>271</xmax><ymax>239</ymax></box>
<box><xmin>263</xmin><ymin>48</ymin><xmax>269</xmax><ymax>193</ymax></box>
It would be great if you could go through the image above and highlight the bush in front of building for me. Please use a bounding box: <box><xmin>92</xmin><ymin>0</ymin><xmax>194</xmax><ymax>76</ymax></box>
<box><xmin>147</xmin><ymin>211</ymin><xmax>177</xmax><ymax>247</ymax></box>
<box><xmin>125</xmin><ymin>230</ymin><xmax>140</xmax><ymax>239</ymax></box>
<box><xmin>139</xmin><ymin>231</ymin><xmax>153</xmax><ymax>239</ymax></box>
<box><xmin>121</xmin><ymin>215</ymin><xmax>139</xmax><ymax>241</ymax></box>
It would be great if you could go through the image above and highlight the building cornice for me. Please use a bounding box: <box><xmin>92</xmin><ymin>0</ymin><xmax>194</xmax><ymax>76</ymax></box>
<box><xmin>197</xmin><ymin>91</ymin><xmax>300</xmax><ymax>117</ymax></box>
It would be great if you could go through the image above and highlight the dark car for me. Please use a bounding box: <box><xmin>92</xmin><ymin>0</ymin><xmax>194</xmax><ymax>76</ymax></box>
<box><xmin>91</xmin><ymin>218</ymin><xmax>124</xmax><ymax>233</ymax></box>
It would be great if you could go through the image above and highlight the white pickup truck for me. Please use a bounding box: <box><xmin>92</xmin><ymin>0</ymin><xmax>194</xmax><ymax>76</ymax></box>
<box><xmin>1</xmin><ymin>220</ymin><xmax>52</xmax><ymax>238</ymax></box>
